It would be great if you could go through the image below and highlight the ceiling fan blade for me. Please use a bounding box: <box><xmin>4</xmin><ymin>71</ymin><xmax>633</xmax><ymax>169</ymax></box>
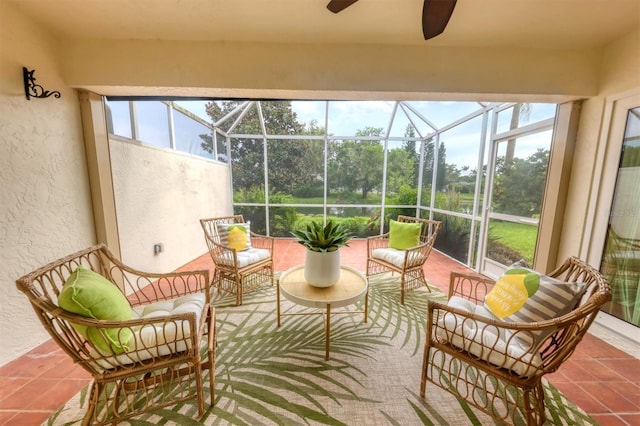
<box><xmin>422</xmin><ymin>0</ymin><xmax>457</xmax><ymax>40</ymax></box>
<box><xmin>327</xmin><ymin>0</ymin><xmax>359</xmax><ymax>14</ymax></box>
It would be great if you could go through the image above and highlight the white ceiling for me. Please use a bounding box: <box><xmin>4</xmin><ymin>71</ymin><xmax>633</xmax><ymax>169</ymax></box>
<box><xmin>9</xmin><ymin>0</ymin><xmax>640</xmax><ymax>49</ymax></box>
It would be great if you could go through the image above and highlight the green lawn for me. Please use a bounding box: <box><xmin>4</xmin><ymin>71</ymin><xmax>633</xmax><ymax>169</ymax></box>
<box><xmin>489</xmin><ymin>221</ymin><xmax>537</xmax><ymax>263</ymax></box>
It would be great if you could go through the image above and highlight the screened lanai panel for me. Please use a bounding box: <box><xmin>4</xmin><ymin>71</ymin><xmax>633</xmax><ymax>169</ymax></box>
<box><xmin>267</xmin><ymin>139</ymin><xmax>324</xmax><ymax>202</ymax></box>
<box><xmin>495</xmin><ymin>103</ymin><xmax>557</xmax><ymax>134</ymax></box>
<box><xmin>405</xmin><ymin>101</ymin><xmax>483</xmax><ymax>129</ymax></box>
<box><xmin>284</xmin><ymin>207</ymin><xmax>324</xmax><ymax>238</ymax></box>
<box><xmin>490</xmin><ymin>130</ymin><xmax>552</xmax><ymax>218</ymax></box>
<box><xmin>431</xmin><ymin>212</ymin><xmax>473</xmax><ymax>263</ymax></box>
<box><xmin>387</xmin><ymin>108</ymin><xmax>421</xmax><ymax>138</ymax></box>
<box><xmin>291</xmin><ymin>101</ymin><xmax>327</xmax><ymax>134</ymax></box>
<box><xmin>327</xmin><ymin>139</ymin><xmax>384</xmax><ymax>205</ymax></box>
<box><xmin>215</xmin><ymin>131</ymin><xmax>228</xmax><ymax>163</ymax></box>
<box><xmin>231</xmin><ymin>137</ymin><xmax>265</xmax><ymax>203</ymax></box>
<box><xmin>385</xmin><ymin>140</ymin><xmax>419</xmax><ymax>204</ymax></box>
<box><xmin>233</xmin><ymin>206</ymin><xmax>267</xmax><ymax>235</ymax></box>
<box><xmin>259</xmin><ymin>101</ymin><xmax>306</xmax><ymax>135</ymax></box>
<box><xmin>420</xmin><ymin>138</ymin><xmax>436</xmax><ymax>208</ymax></box>
<box><xmin>434</xmin><ymin>115</ymin><xmax>485</xmax><ymax>214</ymax></box>
<box><xmin>487</xmin><ymin>218</ymin><xmax>537</xmax><ymax>266</ymax></box>
<box><xmin>328</xmin><ymin>207</ymin><xmax>381</xmax><ymax>238</ymax></box>
<box><xmin>327</xmin><ymin>101</ymin><xmax>394</xmax><ymax>137</ymax></box>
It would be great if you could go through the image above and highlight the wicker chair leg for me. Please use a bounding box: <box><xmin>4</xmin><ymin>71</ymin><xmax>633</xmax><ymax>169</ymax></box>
<box><xmin>208</xmin><ymin>306</ymin><xmax>216</xmax><ymax>407</ymax></box>
<box><xmin>195</xmin><ymin>365</ymin><xmax>205</xmax><ymax>416</ymax></box>
<box><xmin>400</xmin><ymin>275</ymin><xmax>406</xmax><ymax>305</ymax></box>
<box><xmin>82</xmin><ymin>381</ymin><xmax>101</xmax><ymax>426</ymax></box>
<box><xmin>522</xmin><ymin>384</ymin><xmax>545</xmax><ymax>426</ymax></box>
<box><xmin>419</xmin><ymin>348</ymin><xmax>430</xmax><ymax>397</ymax></box>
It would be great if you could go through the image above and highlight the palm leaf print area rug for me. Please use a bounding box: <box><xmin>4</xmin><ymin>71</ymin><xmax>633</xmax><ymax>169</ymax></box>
<box><xmin>47</xmin><ymin>274</ymin><xmax>597</xmax><ymax>425</ymax></box>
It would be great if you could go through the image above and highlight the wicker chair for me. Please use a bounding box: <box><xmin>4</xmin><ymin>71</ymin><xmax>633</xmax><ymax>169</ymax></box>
<box><xmin>367</xmin><ymin>216</ymin><xmax>442</xmax><ymax>304</ymax></box>
<box><xmin>15</xmin><ymin>244</ymin><xmax>215</xmax><ymax>426</ymax></box>
<box><xmin>200</xmin><ymin>215</ymin><xmax>275</xmax><ymax>305</ymax></box>
<box><xmin>420</xmin><ymin>257</ymin><xmax>611</xmax><ymax>425</ymax></box>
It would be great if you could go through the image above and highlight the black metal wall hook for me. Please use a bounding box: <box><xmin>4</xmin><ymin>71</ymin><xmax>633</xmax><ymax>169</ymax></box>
<box><xmin>23</xmin><ymin>67</ymin><xmax>61</xmax><ymax>100</ymax></box>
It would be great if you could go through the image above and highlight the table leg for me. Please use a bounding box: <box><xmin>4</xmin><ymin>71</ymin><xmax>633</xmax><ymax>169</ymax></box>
<box><xmin>276</xmin><ymin>281</ymin><xmax>281</xmax><ymax>327</ymax></box>
<box><xmin>325</xmin><ymin>303</ymin><xmax>331</xmax><ymax>360</ymax></box>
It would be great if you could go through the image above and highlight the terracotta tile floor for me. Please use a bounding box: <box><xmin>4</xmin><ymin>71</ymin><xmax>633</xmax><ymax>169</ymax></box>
<box><xmin>1</xmin><ymin>239</ymin><xmax>639</xmax><ymax>425</ymax></box>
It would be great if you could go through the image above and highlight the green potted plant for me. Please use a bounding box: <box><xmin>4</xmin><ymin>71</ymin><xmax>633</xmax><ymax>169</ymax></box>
<box><xmin>292</xmin><ymin>220</ymin><xmax>351</xmax><ymax>287</ymax></box>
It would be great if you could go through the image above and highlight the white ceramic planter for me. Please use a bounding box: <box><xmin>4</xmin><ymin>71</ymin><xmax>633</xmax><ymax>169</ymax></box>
<box><xmin>304</xmin><ymin>249</ymin><xmax>341</xmax><ymax>287</ymax></box>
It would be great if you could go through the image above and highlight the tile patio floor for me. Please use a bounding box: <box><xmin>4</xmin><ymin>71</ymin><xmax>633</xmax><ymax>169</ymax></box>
<box><xmin>1</xmin><ymin>239</ymin><xmax>639</xmax><ymax>425</ymax></box>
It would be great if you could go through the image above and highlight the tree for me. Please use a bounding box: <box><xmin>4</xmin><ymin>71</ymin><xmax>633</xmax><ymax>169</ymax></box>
<box><xmin>402</xmin><ymin>124</ymin><xmax>419</xmax><ymax>187</ymax></box>
<box><xmin>493</xmin><ymin>148</ymin><xmax>549</xmax><ymax>217</ymax></box>
<box><xmin>386</xmin><ymin>148</ymin><xmax>416</xmax><ymax>194</ymax></box>
<box><xmin>329</xmin><ymin>127</ymin><xmax>384</xmax><ymax>200</ymax></box>
<box><xmin>421</xmin><ymin>137</ymin><xmax>447</xmax><ymax>192</ymax></box>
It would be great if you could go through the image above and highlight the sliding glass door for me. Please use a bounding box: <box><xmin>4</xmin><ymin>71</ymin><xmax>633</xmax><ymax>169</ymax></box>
<box><xmin>600</xmin><ymin>105</ymin><xmax>640</xmax><ymax>326</ymax></box>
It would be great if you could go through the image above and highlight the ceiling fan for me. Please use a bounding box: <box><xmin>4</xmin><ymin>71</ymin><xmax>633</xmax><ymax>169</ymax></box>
<box><xmin>326</xmin><ymin>0</ymin><xmax>457</xmax><ymax>40</ymax></box>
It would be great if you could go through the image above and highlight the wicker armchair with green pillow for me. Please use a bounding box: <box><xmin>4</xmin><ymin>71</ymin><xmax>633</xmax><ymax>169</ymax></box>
<box><xmin>15</xmin><ymin>244</ymin><xmax>215</xmax><ymax>426</ymax></box>
<box><xmin>366</xmin><ymin>216</ymin><xmax>442</xmax><ymax>304</ymax></box>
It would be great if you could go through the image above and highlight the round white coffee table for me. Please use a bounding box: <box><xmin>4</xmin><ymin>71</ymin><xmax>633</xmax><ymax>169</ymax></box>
<box><xmin>277</xmin><ymin>265</ymin><xmax>368</xmax><ymax>360</ymax></box>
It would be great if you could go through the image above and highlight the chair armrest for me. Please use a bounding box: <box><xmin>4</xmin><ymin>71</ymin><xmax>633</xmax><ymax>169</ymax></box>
<box><xmin>402</xmin><ymin>240</ymin><xmax>436</xmax><ymax>268</ymax></box>
<box><xmin>448</xmin><ymin>272</ymin><xmax>495</xmax><ymax>303</ymax></box>
<box><xmin>426</xmin><ymin>298</ymin><xmax>599</xmax><ymax>378</ymax></box>
<box><xmin>250</xmin><ymin>232</ymin><xmax>275</xmax><ymax>253</ymax></box>
<box><xmin>106</xmin><ymin>257</ymin><xmax>210</xmax><ymax>306</ymax></box>
<box><xmin>53</xmin><ymin>309</ymin><xmax>206</xmax><ymax>370</ymax></box>
<box><xmin>367</xmin><ymin>233</ymin><xmax>389</xmax><ymax>255</ymax></box>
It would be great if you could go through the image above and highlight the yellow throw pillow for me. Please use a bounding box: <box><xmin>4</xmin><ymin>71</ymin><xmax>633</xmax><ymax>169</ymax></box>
<box><xmin>485</xmin><ymin>266</ymin><xmax>586</xmax><ymax>347</ymax></box>
<box><xmin>218</xmin><ymin>222</ymin><xmax>252</xmax><ymax>251</ymax></box>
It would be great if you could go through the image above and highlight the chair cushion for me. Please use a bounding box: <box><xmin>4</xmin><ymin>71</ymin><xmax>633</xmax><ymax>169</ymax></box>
<box><xmin>388</xmin><ymin>220</ymin><xmax>421</xmax><ymax>250</ymax></box>
<box><xmin>371</xmin><ymin>247</ymin><xmax>406</xmax><ymax>268</ymax></box>
<box><xmin>92</xmin><ymin>293</ymin><xmax>206</xmax><ymax>370</ymax></box>
<box><xmin>58</xmin><ymin>266</ymin><xmax>133</xmax><ymax>354</ymax></box>
<box><xmin>437</xmin><ymin>296</ymin><xmax>543</xmax><ymax>377</ymax></box>
<box><xmin>236</xmin><ymin>247</ymin><xmax>271</xmax><ymax>267</ymax></box>
<box><xmin>218</xmin><ymin>222</ymin><xmax>252</xmax><ymax>251</ymax></box>
<box><xmin>484</xmin><ymin>266</ymin><xmax>586</xmax><ymax>347</ymax></box>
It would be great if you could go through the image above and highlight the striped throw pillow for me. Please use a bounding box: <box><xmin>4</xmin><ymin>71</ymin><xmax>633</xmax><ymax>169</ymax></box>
<box><xmin>485</xmin><ymin>266</ymin><xmax>586</xmax><ymax>347</ymax></box>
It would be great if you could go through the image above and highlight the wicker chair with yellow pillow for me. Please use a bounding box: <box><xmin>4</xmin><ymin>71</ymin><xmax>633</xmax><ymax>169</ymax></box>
<box><xmin>15</xmin><ymin>244</ymin><xmax>215</xmax><ymax>426</ymax></box>
<box><xmin>200</xmin><ymin>215</ymin><xmax>275</xmax><ymax>305</ymax></box>
<box><xmin>367</xmin><ymin>216</ymin><xmax>442</xmax><ymax>304</ymax></box>
<box><xmin>420</xmin><ymin>257</ymin><xmax>611</xmax><ymax>425</ymax></box>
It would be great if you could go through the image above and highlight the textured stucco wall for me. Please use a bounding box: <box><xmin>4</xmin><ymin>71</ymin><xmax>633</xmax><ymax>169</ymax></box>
<box><xmin>110</xmin><ymin>139</ymin><xmax>232</xmax><ymax>273</ymax></box>
<box><xmin>0</xmin><ymin>3</ymin><xmax>95</xmax><ymax>366</ymax></box>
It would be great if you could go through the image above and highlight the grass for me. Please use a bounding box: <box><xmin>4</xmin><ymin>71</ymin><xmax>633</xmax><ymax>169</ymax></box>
<box><xmin>489</xmin><ymin>221</ymin><xmax>538</xmax><ymax>263</ymax></box>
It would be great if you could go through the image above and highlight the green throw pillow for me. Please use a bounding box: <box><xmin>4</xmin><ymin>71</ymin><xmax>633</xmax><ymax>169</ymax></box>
<box><xmin>388</xmin><ymin>220</ymin><xmax>422</xmax><ymax>250</ymax></box>
<box><xmin>58</xmin><ymin>266</ymin><xmax>133</xmax><ymax>354</ymax></box>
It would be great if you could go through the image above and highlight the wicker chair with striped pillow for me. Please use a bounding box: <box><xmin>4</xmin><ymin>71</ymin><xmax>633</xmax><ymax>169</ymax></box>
<box><xmin>420</xmin><ymin>257</ymin><xmax>611</xmax><ymax>425</ymax></box>
<box><xmin>200</xmin><ymin>215</ymin><xmax>275</xmax><ymax>305</ymax></box>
